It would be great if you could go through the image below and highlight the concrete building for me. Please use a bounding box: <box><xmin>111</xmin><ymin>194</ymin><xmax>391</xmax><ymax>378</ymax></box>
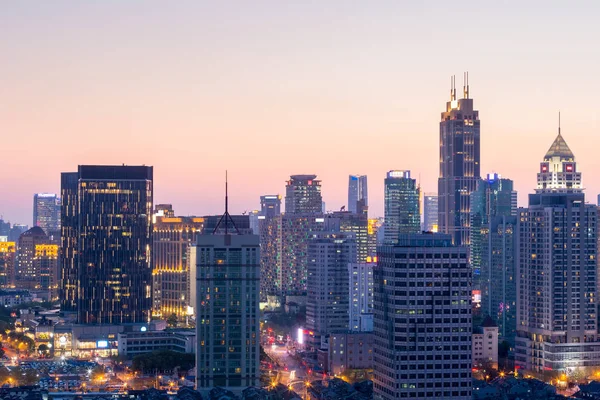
<box><xmin>373</xmin><ymin>233</ymin><xmax>472</xmax><ymax>400</ymax></box>
<box><xmin>367</xmin><ymin>218</ymin><xmax>382</xmax><ymax>258</ymax></box>
<box><xmin>117</xmin><ymin>329</ymin><xmax>196</xmax><ymax>357</ymax></box>
<box><xmin>17</xmin><ymin>227</ymin><xmax>56</xmax><ymax>293</ymax></box>
<box><xmin>33</xmin><ymin>193</ymin><xmax>60</xmax><ymax>242</ymax></box>
<box><xmin>423</xmin><ymin>193</ymin><xmax>438</xmax><ymax>232</ymax></box>
<box><xmin>0</xmin><ymin>289</ymin><xmax>34</xmax><ymax>307</ymax></box>
<box><xmin>349</xmin><ymin>260</ymin><xmax>374</xmax><ymax>332</ymax></box>
<box><xmin>348</xmin><ymin>175</ymin><xmax>368</xmax><ymax>214</ymax></box>
<box><xmin>384</xmin><ymin>170</ymin><xmax>420</xmax><ymax>244</ymax></box>
<box><xmin>438</xmin><ymin>74</ymin><xmax>481</xmax><ymax>246</ymax></box>
<box><xmin>306</xmin><ymin>232</ymin><xmax>356</xmax><ymax>350</ymax></box>
<box><xmin>152</xmin><ymin>209</ymin><xmax>204</xmax><ymax>320</ymax></box>
<box><xmin>285</xmin><ymin>175</ymin><xmax>323</xmax><ymax>214</ymax></box>
<box><xmin>0</xmin><ymin>242</ymin><xmax>16</xmax><ymax>287</ymax></box>
<box><xmin>195</xmin><ymin>230</ymin><xmax>260</xmax><ymax>392</ymax></box>
<box><xmin>61</xmin><ymin>165</ymin><xmax>153</xmax><ymax>324</ymax></box>
<box><xmin>328</xmin><ymin>332</ymin><xmax>374</xmax><ymax>375</ymax></box>
<box><xmin>515</xmin><ymin>129</ymin><xmax>600</xmax><ymax>373</ymax></box>
<box><xmin>330</xmin><ymin>211</ymin><xmax>368</xmax><ymax>263</ymax></box>
<box><xmin>472</xmin><ymin>316</ymin><xmax>499</xmax><ymax>369</ymax></box>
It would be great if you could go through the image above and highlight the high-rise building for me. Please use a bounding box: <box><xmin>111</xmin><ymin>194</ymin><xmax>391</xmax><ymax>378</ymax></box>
<box><xmin>470</xmin><ymin>174</ymin><xmax>517</xmax><ymax>281</ymax></box>
<box><xmin>34</xmin><ymin>244</ymin><xmax>59</xmax><ymax>300</ymax></box>
<box><xmin>348</xmin><ymin>175</ymin><xmax>368</xmax><ymax>214</ymax></box>
<box><xmin>423</xmin><ymin>193</ymin><xmax>438</xmax><ymax>232</ymax></box>
<box><xmin>33</xmin><ymin>193</ymin><xmax>60</xmax><ymax>241</ymax></box>
<box><xmin>367</xmin><ymin>218</ymin><xmax>381</xmax><ymax>258</ymax></box>
<box><xmin>330</xmin><ymin>211</ymin><xmax>368</xmax><ymax>262</ymax></box>
<box><xmin>0</xmin><ymin>219</ymin><xmax>10</xmax><ymax>239</ymax></box>
<box><xmin>16</xmin><ymin>226</ymin><xmax>51</xmax><ymax>290</ymax></box>
<box><xmin>258</xmin><ymin>195</ymin><xmax>282</xmax><ymax>302</ymax></box>
<box><xmin>195</xmin><ymin>209</ymin><xmax>260</xmax><ymax>391</ymax></box>
<box><xmin>8</xmin><ymin>224</ymin><xmax>28</xmax><ymax>242</ymax></box>
<box><xmin>515</xmin><ymin>129</ymin><xmax>600</xmax><ymax>372</ymax></box>
<box><xmin>285</xmin><ymin>175</ymin><xmax>322</xmax><ymax>214</ymax></box>
<box><xmin>0</xmin><ymin>242</ymin><xmax>16</xmax><ymax>287</ymax></box>
<box><xmin>260</xmin><ymin>195</ymin><xmax>281</xmax><ymax>218</ymax></box>
<box><xmin>279</xmin><ymin>214</ymin><xmax>328</xmax><ymax>295</ymax></box>
<box><xmin>306</xmin><ymin>232</ymin><xmax>356</xmax><ymax>349</ymax></box>
<box><xmin>152</xmin><ymin>210</ymin><xmax>204</xmax><ymax>321</ymax></box>
<box><xmin>349</xmin><ymin>259</ymin><xmax>374</xmax><ymax>332</ymax></box>
<box><xmin>373</xmin><ymin>233</ymin><xmax>472</xmax><ymax>400</ymax></box>
<box><xmin>438</xmin><ymin>74</ymin><xmax>481</xmax><ymax>246</ymax></box>
<box><xmin>61</xmin><ymin>165</ymin><xmax>153</xmax><ymax>324</ymax></box>
<box><xmin>384</xmin><ymin>170</ymin><xmax>420</xmax><ymax>244</ymax></box>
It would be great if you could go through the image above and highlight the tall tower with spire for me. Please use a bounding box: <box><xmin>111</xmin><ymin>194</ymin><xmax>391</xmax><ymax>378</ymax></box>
<box><xmin>438</xmin><ymin>72</ymin><xmax>481</xmax><ymax>246</ymax></box>
<box><xmin>515</xmin><ymin>121</ymin><xmax>600</xmax><ymax>372</ymax></box>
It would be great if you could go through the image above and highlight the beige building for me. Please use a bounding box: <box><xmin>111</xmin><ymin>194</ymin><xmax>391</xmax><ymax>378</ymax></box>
<box><xmin>472</xmin><ymin>316</ymin><xmax>498</xmax><ymax>369</ymax></box>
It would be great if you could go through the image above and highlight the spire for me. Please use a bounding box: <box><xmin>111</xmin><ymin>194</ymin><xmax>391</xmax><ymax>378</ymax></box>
<box><xmin>213</xmin><ymin>170</ymin><xmax>240</xmax><ymax>234</ymax></box>
<box><xmin>463</xmin><ymin>71</ymin><xmax>469</xmax><ymax>99</ymax></box>
<box><xmin>544</xmin><ymin>114</ymin><xmax>574</xmax><ymax>160</ymax></box>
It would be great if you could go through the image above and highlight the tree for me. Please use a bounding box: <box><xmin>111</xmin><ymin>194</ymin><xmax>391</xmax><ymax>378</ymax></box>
<box><xmin>132</xmin><ymin>350</ymin><xmax>195</xmax><ymax>373</ymax></box>
<box><xmin>38</xmin><ymin>344</ymin><xmax>49</xmax><ymax>356</ymax></box>
<box><xmin>167</xmin><ymin>313</ymin><xmax>178</xmax><ymax>327</ymax></box>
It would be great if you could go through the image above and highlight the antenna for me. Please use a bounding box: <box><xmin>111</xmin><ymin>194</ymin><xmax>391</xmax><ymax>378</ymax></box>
<box><xmin>450</xmin><ymin>76</ymin><xmax>453</xmax><ymax>101</ymax></box>
<box><xmin>558</xmin><ymin>111</ymin><xmax>561</xmax><ymax>135</ymax></box>
<box><xmin>452</xmin><ymin>75</ymin><xmax>456</xmax><ymax>101</ymax></box>
<box><xmin>213</xmin><ymin>170</ymin><xmax>240</xmax><ymax>234</ymax></box>
<box><xmin>464</xmin><ymin>71</ymin><xmax>469</xmax><ymax>99</ymax></box>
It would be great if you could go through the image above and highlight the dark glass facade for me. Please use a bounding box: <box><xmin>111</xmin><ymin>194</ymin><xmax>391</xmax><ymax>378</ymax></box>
<box><xmin>61</xmin><ymin>165</ymin><xmax>153</xmax><ymax>324</ymax></box>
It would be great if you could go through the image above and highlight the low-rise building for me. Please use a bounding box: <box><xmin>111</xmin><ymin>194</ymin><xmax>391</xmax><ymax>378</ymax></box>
<box><xmin>0</xmin><ymin>289</ymin><xmax>34</xmax><ymax>306</ymax></box>
<box><xmin>328</xmin><ymin>332</ymin><xmax>374</xmax><ymax>375</ymax></box>
<box><xmin>473</xmin><ymin>316</ymin><xmax>499</xmax><ymax>369</ymax></box>
<box><xmin>117</xmin><ymin>330</ymin><xmax>196</xmax><ymax>357</ymax></box>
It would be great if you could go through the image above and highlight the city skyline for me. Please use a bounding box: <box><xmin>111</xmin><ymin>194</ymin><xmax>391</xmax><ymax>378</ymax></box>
<box><xmin>1</xmin><ymin>2</ymin><xmax>599</xmax><ymax>224</ymax></box>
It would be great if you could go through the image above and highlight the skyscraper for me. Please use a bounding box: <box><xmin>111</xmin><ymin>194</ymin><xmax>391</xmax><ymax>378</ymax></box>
<box><xmin>330</xmin><ymin>211</ymin><xmax>368</xmax><ymax>262</ymax></box>
<box><xmin>348</xmin><ymin>175</ymin><xmax>368</xmax><ymax>213</ymax></box>
<box><xmin>33</xmin><ymin>193</ymin><xmax>60</xmax><ymax>240</ymax></box>
<box><xmin>258</xmin><ymin>195</ymin><xmax>282</xmax><ymax>302</ymax></box>
<box><xmin>373</xmin><ymin>233</ymin><xmax>472</xmax><ymax>400</ymax></box>
<box><xmin>61</xmin><ymin>165</ymin><xmax>153</xmax><ymax>324</ymax></box>
<box><xmin>348</xmin><ymin>259</ymin><xmax>374</xmax><ymax>332</ymax></box>
<box><xmin>384</xmin><ymin>170</ymin><xmax>420</xmax><ymax>244</ymax></box>
<box><xmin>423</xmin><ymin>193</ymin><xmax>438</xmax><ymax>232</ymax></box>
<box><xmin>285</xmin><ymin>175</ymin><xmax>322</xmax><ymax>214</ymax></box>
<box><xmin>195</xmin><ymin>192</ymin><xmax>260</xmax><ymax>392</ymax></box>
<box><xmin>306</xmin><ymin>232</ymin><xmax>356</xmax><ymax>349</ymax></box>
<box><xmin>438</xmin><ymin>74</ymin><xmax>481</xmax><ymax>246</ymax></box>
<box><xmin>152</xmin><ymin>208</ymin><xmax>204</xmax><ymax>321</ymax></box>
<box><xmin>470</xmin><ymin>174</ymin><xmax>517</xmax><ymax>284</ymax></box>
<box><xmin>34</xmin><ymin>243</ymin><xmax>59</xmax><ymax>300</ymax></box>
<box><xmin>515</xmin><ymin>129</ymin><xmax>600</xmax><ymax>372</ymax></box>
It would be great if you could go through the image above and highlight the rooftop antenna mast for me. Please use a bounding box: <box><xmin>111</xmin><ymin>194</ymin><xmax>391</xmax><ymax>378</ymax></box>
<box><xmin>463</xmin><ymin>71</ymin><xmax>469</xmax><ymax>99</ymax></box>
<box><xmin>558</xmin><ymin>111</ymin><xmax>561</xmax><ymax>135</ymax></box>
<box><xmin>213</xmin><ymin>170</ymin><xmax>240</xmax><ymax>234</ymax></box>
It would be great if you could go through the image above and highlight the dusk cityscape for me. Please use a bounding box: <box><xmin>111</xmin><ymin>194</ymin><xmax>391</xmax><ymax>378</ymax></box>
<box><xmin>1</xmin><ymin>2</ymin><xmax>600</xmax><ymax>400</ymax></box>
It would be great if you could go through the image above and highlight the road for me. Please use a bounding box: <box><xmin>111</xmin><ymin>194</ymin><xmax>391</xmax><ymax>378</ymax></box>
<box><xmin>264</xmin><ymin>345</ymin><xmax>307</xmax><ymax>384</ymax></box>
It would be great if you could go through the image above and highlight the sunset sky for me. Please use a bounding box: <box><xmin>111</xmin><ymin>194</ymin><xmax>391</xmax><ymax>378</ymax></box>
<box><xmin>1</xmin><ymin>1</ymin><xmax>599</xmax><ymax>224</ymax></box>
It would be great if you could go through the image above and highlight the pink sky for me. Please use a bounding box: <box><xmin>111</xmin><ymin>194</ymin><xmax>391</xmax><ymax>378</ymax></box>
<box><xmin>1</xmin><ymin>1</ymin><xmax>599</xmax><ymax>223</ymax></box>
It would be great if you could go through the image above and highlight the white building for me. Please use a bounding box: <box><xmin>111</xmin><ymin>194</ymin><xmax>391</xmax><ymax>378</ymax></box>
<box><xmin>373</xmin><ymin>233</ymin><xmax>472</xmax><ymax>400</ymax></box>
<box><xmin>195</xmin><ymin>231</ymin><xmax>260</xmax><ymax>392</ymax></box>
<box><xmin>348</xmin><ymin>259</ymin><xmax>374</xmax><ymax>332</ymax></box>
<box><xmin>472</xmin><ymin>316</ymin><xmax>499</xmax><ymax>369</ymax></box>
<box><xmin>515</xmin><ymin>130</ymin><xmax>600</xmax><ymax>372</ymax></box>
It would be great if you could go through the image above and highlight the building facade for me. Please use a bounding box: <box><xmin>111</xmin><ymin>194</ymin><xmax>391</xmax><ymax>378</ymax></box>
<box><xmin>438</xmin><ymin>75</ymin><xmax>481</xmax><ymax>246</ymax></box>
<box><xmin>0</xmin><ymin>242</ymin><xmax>16</xmax><ymax>287</ymax></box>
<box><xmin>33</xmin><ymin>193</ymin><xmax>60</xmax><ymax>241</ymax></box>
<box><xmin>195</xmin><ymin>233</ymin><xmax>260</xmax><ymax>391</ymax></box>
<box><xmin>306</xmin><ymin>232</ymin><xmax>356</xmax><ymax>350</ymax></box>
<box><xmin>515</xmin><ymin>131</ymin><xmax>600</xmax><ymax>372</ymax></box>
<box><xmin>260</xmin><ymin>195</ymin><xmax>281</xmax><ymax>218</ymax></box>
<box><xmin>34</xmin><ymin>243</ymin><xmax>59</xmax><ymax>300</ymax></box>
<box><xmin>348</xmin><ymin>175</ymin><xmax>368</xmax><ymax>214</ymax></box>
<box><xmin>152</xmin><ymin>211</ymin><xmax>204</xmax><ymax>320</ymax></box>
<box><xmin>349</xmin><ymin>260</ymin><xmax>374</xmax><ymax>332</ymax></box>
<box><xmin>16</xmin><ymin>226</ymin><xmax>52</xmax><ymax>290</ymax></box>
<box><xmin>472</xmin><ymin>316</ymin><xmax>499</xmax><ymax>369</ymax></box>
<box><xmin>285</xmin><ymin>175</ymin><xmax>323</xmax><ymax>214</ymax></box>
<box><xmin>61</xmin><ymin>165</ymin><xmax>153</xmax><ymax>324</ymax></box>
<box><xmin>423</xmin><ymin>194</ymin><xmax>438</xmax><ymax>232</ymax></box>
<box><xmin>373</xmin><ymin>233</ymin><xmax>472</xmax><ymax>400</ymax></box>
<box><xmin>329</xmin><ymin>332</ymin><xmax>374</xmax><ymax>375</ymax></box>
<box><xmin>384</xmin><ymin>170</ymin><xmax>420</xmax><ymax>244</ymax></box>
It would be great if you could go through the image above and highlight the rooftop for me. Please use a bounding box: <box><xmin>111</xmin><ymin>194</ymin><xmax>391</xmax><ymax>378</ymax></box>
<box><xmin>544</xmin><ymin>132</ymin><xmax>574</xmax><ymax>160</ymax></box>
